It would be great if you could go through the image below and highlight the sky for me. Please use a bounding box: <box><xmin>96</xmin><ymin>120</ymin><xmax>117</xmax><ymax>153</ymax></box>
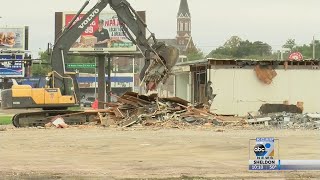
<box><xmin>1</xmin><ymin>0</ymin><xmax>320</xmax><ymax>57</ymax></box>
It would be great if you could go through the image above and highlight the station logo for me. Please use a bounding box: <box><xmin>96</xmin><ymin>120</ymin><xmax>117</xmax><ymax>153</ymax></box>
<box><xmin>254</xmin><ymin>137</ymin><xmax>274</xmax><ymax>158</ymax></box>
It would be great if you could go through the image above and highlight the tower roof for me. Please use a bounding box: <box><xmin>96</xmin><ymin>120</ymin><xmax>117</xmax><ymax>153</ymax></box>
<box><xmin>177</xmin><ymin>0</ymin><xmax>190</xmax><ymax>17</ymax></box>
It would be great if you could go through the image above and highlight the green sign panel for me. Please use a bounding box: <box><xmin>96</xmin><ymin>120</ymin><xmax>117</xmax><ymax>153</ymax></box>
<box><xmin>66</xmin><ymin>63</ymin><xmax>96</xmax><ymax>69</ymax></box>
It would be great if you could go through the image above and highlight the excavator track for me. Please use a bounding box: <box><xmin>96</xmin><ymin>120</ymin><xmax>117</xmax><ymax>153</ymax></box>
<box><xmin>12</xmin><ymin>110</ymin><xmax>95</xmax><ymax>128</ymax></box>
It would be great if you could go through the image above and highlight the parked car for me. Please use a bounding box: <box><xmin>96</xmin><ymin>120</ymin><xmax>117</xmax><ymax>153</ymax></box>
<box><xmin>82</xmin><ymin>97</ymin><xmax>96</xmax><ymax>107</ymax></box>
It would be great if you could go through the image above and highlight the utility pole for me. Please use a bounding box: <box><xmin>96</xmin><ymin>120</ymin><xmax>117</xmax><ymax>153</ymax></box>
<box><xmin>132</xmin><ymin>57</ymin><xmax>135</xmax><ymax>92</ymax></box>
<box><xmin>107</xmin><ymin>57</ymin><xmax>111</xmax><ymax>102</ymax></box>
<box><xmin>94</xmin><ymin>57</ymin><xmax>97</xmax><ymax>98</ymax></box>
<box><xmin>313</xmin><ymin>36</ymin><xmax>316</xmax><ymax>59</ymax></box>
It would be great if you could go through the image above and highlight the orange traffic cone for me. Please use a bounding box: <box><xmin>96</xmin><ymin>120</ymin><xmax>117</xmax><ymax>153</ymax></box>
<box><xmin>92</xmin><ymin>99</ymin><xmax>98</xmax><ymax>109</ymax></box>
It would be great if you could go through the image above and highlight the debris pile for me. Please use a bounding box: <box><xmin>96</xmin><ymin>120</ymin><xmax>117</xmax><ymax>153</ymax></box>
<box><xmin>45</xmin><ymin>115</ymin><xmax>69</xmax><ymax>128</ymax></box>
<box><xmin>248</xmin><ymin>112</ymin><xmax>320</xmax><ymax>129</ymax></box>
<box><xmin>96</xmin><ymin>92</ymin><xmax>219</xmax><ymax>128</ymax></box>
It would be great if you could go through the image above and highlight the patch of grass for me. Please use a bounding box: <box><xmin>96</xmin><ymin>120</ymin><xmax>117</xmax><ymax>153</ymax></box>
<box><xmin>0</xmin><ymin>116</ymin><xmax>12</xmax><ymax>125</ymax></box>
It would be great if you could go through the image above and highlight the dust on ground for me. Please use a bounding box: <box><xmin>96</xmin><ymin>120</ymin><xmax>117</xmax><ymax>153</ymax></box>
<box><xmin>0</xmin><ymin>126</ymin><xmax>320</xmax><ymax>179</ymax></box>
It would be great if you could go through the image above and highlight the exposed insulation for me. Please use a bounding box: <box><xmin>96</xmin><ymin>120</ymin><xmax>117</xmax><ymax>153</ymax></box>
<box><xmin>254</xmin><ymin>65</ymin><xmax>277</xmax><ymax>84</ymax></box>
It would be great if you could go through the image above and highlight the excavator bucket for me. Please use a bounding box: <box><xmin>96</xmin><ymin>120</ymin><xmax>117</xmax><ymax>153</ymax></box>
<box><xmin>140</xmin><ymin>42</ymin><xmax>179</xmax><ymax>91</ymax></box>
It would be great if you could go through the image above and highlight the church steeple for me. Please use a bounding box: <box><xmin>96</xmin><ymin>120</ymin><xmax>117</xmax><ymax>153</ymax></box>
<box><xmin>177</xmin><ymin>0</ymin><xmax>192</xmax><ymax>51</ymax></box>
<box><xmin>177</xmin><ymin>0</ymin><xmax>191</xmax><ymax>17</ymax></box>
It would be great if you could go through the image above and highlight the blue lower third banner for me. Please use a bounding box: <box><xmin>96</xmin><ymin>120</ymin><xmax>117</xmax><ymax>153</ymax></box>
<box><xmin>0</xmin><ymin>54</ymin><xmax>24</xmax><ymax>77</ymax></box>
<box><xmin>249</xmin><ymin>160</ymin><xmax>320</xmax><ymax>170</ymax></box>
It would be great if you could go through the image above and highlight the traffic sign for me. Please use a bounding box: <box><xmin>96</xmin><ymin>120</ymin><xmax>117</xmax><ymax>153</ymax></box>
<box><xmin>66</xmin><ymin>63</ymin><xmax>96</xmax><ymax>69</ymax></box>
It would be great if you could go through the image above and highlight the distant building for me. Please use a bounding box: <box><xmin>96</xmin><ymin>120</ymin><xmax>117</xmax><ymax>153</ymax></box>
<box><xmin>158</xmin><ymin>0</ymin><xmax>195</xmax><ymax>59</ymax></box>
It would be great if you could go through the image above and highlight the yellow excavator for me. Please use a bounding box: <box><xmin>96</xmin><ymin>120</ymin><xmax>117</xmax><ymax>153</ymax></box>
<box><xmin>1</xmin><ymin>0</ymin><xmax>179</xmax><ymax>127</ymax></box>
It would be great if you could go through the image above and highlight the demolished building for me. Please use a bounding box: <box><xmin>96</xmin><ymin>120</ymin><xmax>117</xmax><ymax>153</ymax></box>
<box><xmin>172</xmin><ymin>58</ymin><xmax>320</xmax><ymax>116</ymax></box>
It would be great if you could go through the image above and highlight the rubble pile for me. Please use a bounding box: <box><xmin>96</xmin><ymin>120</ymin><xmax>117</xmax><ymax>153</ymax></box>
<box><xmin>248</xmin><ymin>112</ymin><xmax>320</xmax><ymax>129</ymax></box>
<box><xmin>96</xmin><ymin>92</ymin><xmax>220</xmax><ymax>128</ymax></box>
<box><xmin>45</xmin><ymin>115</ymin><xmax>69</xmax><ymax>128</ymax></box>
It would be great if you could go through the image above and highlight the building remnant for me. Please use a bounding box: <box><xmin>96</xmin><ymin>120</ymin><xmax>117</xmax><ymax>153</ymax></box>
<box><xmin>259</xmin><ymin>103</ymin><xmax>303</xmax><ymax>115</ymax></box>
<box><xmin>173</xmin><ymin>58</ymin><xmax>320</xmax><ymax>116</ymax></box>
<box><xmin>254</xmin><ymin>65</ymin><xmax>277</xmax><ymax>84</ymax></box>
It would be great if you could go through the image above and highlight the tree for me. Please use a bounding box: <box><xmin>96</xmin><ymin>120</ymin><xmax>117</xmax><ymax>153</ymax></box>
<box><xmin>224</xmin><ymin>36</ymin><xmax>242</xmax><ymax>48</ymax></box>
<box><xmin>252</xmin><ymin>41</ymin><xmax>272</xmax><ymax>56</ymax></box>
<box><xmin>207</xmin><ymin>36</ymin><xmax>273</xmax><ymax>59</ymax></box>
<box><xmin>282</xmin><ymin>39</ymin><xmax>296</xmax><ymax>51</ymax></box>
<box><xmin>236</xmin><ymin>40</ymin><xmax>253</xmax><ymax>57</ymax></box>
<box><xmin>295</xmin><ymin>40</ymin><xmax>320</xmax><ymax>59</ymax></box>
<box><xmin>31</xmin><ymin>52</ymin><xmax>52</xmax><ymax>76</ymax></box>
<box><xmin>279</xmin><ymin>39</ymin><xmax>320</xmax><ymax>60</ymax></box>
<box><xmin>186</xmin><ymin>48</ymin><xmax>204</xmax><ymax>61</ymax></box>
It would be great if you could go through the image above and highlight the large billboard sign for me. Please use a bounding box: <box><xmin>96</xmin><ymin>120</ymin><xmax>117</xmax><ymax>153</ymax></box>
<box><xmin>0</xmin><ymin>54</ymin><xmax>25</xmax><ymax>77</ymax></box>
<box><xmin>62</xmin><ymin>11</ymin><xmax>136</xmax><ymax>52</ymax></box>
<box><xmin>0</xmin><ymin>27</ymin><xmax>27</xmax><ymax>51</ymax></box>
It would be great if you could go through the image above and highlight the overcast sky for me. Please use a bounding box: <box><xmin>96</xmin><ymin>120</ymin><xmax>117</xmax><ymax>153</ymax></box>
<box><xmin>1</xmin><ymin>0</ymin><xmax>319</xmax><ymax>57</ymax></box>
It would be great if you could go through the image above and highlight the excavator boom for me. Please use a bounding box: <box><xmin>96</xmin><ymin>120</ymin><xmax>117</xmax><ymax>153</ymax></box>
<box><xmin>52</xmin><ymin>0</ymin><xmax>179</xmax><ymax>99</ymax></box>
<box><xmin>1</xmin><ymin>0</ymin><xmax>179</xmax><ymax>128</ymax></box>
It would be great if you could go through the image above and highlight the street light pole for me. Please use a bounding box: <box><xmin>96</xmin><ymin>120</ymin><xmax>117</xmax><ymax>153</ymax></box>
<box><xmin>313</xmin><ymin>36</ymin><xmax>316</xmax><ymax>59</ymax></box>
<box><xmin>94</xmin><ymin>57</ymin><xmax>97</xmax><ymax>98</ymax></box>
<box><xmin>132</xmin><ymin>57</ymin><xmax>135</xmax><ymax>92</ymax></box>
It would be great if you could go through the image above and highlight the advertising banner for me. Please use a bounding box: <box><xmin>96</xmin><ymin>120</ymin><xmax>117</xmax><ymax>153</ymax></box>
<box><xmin>63</xmin><ymin>11</ymin><xmax>136</xmax><ymax>52</ymax></box>
<box><xmin>0</xmin><ymin>27</ymin><xmax>26</xmax><ymax>51</ymax></box>
<box><xmin>0</xmin><ymin>54</ymin><xmax>25</xmax><ymax>77</ymax></box>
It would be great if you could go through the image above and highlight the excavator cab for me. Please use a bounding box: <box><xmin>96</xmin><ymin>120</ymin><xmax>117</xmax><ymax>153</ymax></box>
<box><xmin>1</xmin><ymin>71</ymin><xmax>78</xmax><ymax>110</ymax></box>
<box><xmin>45</xmin><ymin>72</ymin><xmax>75</xmax><ymax>96</ymax></box>
<box><xmin>45</xmin><ymin>71</ymin><xmax>79</xmax><ymax>105</ymax></box>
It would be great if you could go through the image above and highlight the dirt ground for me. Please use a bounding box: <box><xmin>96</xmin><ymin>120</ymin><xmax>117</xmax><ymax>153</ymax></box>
<box><xmin>0</xmin><ymin>126</ymin><xmax>320</xmax><ymax>180</ymax></box>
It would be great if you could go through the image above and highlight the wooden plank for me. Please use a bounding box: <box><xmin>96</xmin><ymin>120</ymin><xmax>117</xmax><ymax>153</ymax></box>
<box><xmin>84</xmin><ymin>109</ymin><xmax>113</xmax><ymax>113</ymax></box>
<box><xmin>112</xmin><ymin>107</ymin><xmax>125</xmax><ymax>118</ymax></box>
<box><xmin>117</xmin><ymin>97</ymin><xmax>140</xmax><ymax>107</ymax></box>
<box><xmin>123</xmin><ymin>95</ymin><xmax>151</xmax><ymax>105</ymax></box>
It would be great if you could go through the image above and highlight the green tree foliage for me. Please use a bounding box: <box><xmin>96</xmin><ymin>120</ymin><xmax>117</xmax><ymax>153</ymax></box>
<box><xmin>207</xmin><ymin>36</ymin><xmax>274</xmax><ymax>59</ymax></box>
<box><xmin>31</xmin><ymin>51</ymin><xmax>51</xmax><ymax>76</ymax></box>
<box><xmin>281</xmin><ymin>39</ymin><xmax>320</xmax><ymax>59</ymax></box>
<box><xmin>294</xmin><ymin>40</ymin><xmax>320</xmax><ymax>59</ymax></box>
<box><xmin>186</xmin><ymin>48</ymin><xmax>204</xmax><ymax>61</ymax></box>
<box><xmin>282</xmin><ymin>39</ymin><xmax>296</xmax><ymax>51</ymax></box>
<box><xmin>224</xmin><ymin>36</ymin><xmax>242</xmax><ymax>48</ymax></box>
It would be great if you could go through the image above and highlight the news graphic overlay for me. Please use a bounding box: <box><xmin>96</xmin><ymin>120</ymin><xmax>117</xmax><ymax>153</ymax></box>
<box><xmin>254</xmin><ymin>138</ymin><xmax>274</xmax><ymax>157</ymax></box>
<box><xmin>249</xmin><ymin>138</ymin><xmax>279</xmax><ymax>170</ymax></box>
<box><xmin>279</xmin><ymin>160</ymin><xmax>320</xmax><ymax>170</ymax></box>
<box><xmin>249</xmin><ymin>138</ymin><xmax>320</xmax><ymax>170</ymax></box>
